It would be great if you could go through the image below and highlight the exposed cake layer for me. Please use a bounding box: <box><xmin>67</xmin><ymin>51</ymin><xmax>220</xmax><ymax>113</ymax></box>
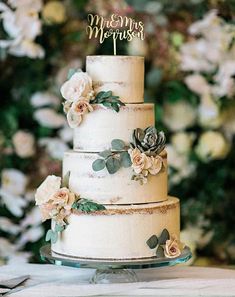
<box><xmin>73</xmin><ymin>103</ymin><xmax>154</xmax><ymax>151</ymax></box>
<box><xmin>86</xmin><ymin>55</ymin><xmax>144</xmax><ymax>103</ymax></box>
<box><xmin>63</xmin><ymin>150</ymin><xmax>168</xmax><ymax>205</ymax></box>
<box><xmin>52</xmin><ymin>197</ymin><xmax>180</xmax><ymax>260</ymax></box>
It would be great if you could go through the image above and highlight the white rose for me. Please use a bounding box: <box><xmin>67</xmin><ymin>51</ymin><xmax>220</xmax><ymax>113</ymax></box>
<box><xmin>198</xmin><ymin>93</ymin><xmax>222</xmax><ymax>128</ymax></box>
<box><xmin>60</xmin><ymin>72</ymin><xmax>93</xmax><ymax>102</ymax></box>
<box><xmin>35</xmin><ymin>175</ymin><xmax>61</xmax><ymax>206</ymax></box>
<box><xmin>34</xmin><ymin>108</ymin><xmax>66</xmax><ymax>128</ymax></box>
<box><xmin>30</xmin><ymin>92</ymin><xmax>60</xmax><ymax>107</ymax></box>
<box><xmin>148</xmin><ymin>155</ymin><xmax>163</xmax><ymax>175</ymax></box>
<box><xmin>1</xmin><ymin>168</ymin><xmax>28</xmax><ymax>196</ymax></box>
<box><xmin>12</xmin><ymin>131</ymin><xmax>35</xmax><ymax>158</ymax></box>
<box><xmin>42</xmin><ymin>1</ymin><xmax>66</xmax><ymax>24</ymax></box>
<box><xmin>163</xmin><ymin>101</ymin><xmax>197</xmax><ymax>131</ymax></box>
<box><xmin>171</xmin><ymin>132</ymin><xmax>195</xmax><ymax>155</ymax></box>
<box><xmin>196</xmin><ymin>131</ymin><xmax>230</xmax><ymax>161</ymax></box>
<box><xmin>184</xmin><ymin>74</ymin><xmax>210</xmax><ymax>95</ymax></box>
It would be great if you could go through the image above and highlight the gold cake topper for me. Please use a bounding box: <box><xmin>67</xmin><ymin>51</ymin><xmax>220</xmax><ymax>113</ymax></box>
<box><xmin>86</xmin><ymin>14</ymin><xmax>145</xmax><ymax>55</ymax></box>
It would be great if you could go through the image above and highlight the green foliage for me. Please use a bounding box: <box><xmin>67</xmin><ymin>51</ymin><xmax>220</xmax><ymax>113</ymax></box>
<box><xmin>92</xmin><ymin>159</ymin><xmax>106</xmax><ymax>171</ymax></box>
<box><xmin>90</xmin><ymin>91</ymin><xmax>125</xmax><ymax>112</ymax></box>
<box><xmin>72</xmin><ymin>199</ymin><xmax>106</xmax><ymax>213</ymax></box>
<box><xmin>146</xmin><ymin>235</ymin><xmax>158</xmax><ymax>249</ymax></box>
<box><xmin>45</xmin><ymin>224</ymin><xmax>66</xmax><ymax>244</ymax></box>
<box><xmin>111</xmin><ymin>139</ymin><xmax>126</xmax><ymax>150</ymax></box>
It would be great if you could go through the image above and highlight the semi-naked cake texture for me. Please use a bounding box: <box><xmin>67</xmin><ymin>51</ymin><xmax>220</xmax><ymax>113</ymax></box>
<box><xmin>52</xmin><ymin>197</ymin><xmax>180</xmax><ymax>260</ymax></box>
<box><xmin>35</xmin><ymin>55</ymin><xmax>183</xmax><ymax>261</ymax></box>
<box><xmin>86</xmin><ymin>55</ymin><xmax>144</xmax><ymax>103</ymax></box>
<box><xmin>73</xmin><ymin>103</ymin><xmax>154</xmax><ymax>151</ymax></box>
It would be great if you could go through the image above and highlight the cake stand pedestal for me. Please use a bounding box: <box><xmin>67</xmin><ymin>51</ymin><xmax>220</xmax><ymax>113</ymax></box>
<box><xmin>40</xmin><ymin>245</ymin><xmax>192</xmax><ymax>284</ymax></box>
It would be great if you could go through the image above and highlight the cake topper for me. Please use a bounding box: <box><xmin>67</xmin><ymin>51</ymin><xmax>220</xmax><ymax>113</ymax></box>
<box><xmin>86</xmin><ymin>14</ymin><xmax>145</xmax><ymax>55</ymax></box>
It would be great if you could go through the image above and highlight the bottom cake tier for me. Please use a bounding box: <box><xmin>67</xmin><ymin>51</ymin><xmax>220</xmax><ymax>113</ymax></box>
<box><xmin>52</xmin><ymin>196</ymin><xmax>180</xmax><ymax>260</ymax></box>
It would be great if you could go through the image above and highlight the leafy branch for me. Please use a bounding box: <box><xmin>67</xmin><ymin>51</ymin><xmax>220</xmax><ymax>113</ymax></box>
<box><xmin>90</xmin><ymin>90</ymin><xmax>125</xmax><ymax>112</ymax></box>
<box><xmin>146</xmin><ymin>229</ymin><xmax>170</xmax><ymax>257</ymax></box>
<box><xmin>72</xmin><ymin>198</ymin><xmax>106</xmax><ymax>212</ymax></box>
<box><xmin>45</xmin><ymin>223</ymin><xmax>67</xmax><ymax>244</ymax></box>
<box><xmin>92</xmin><ymin>139</ymin><xmax>132</xmax><ymax>174</ymax></box>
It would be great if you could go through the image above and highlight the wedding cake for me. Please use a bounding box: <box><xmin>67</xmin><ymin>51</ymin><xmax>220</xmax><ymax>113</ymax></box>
<box><xmin>35</xmin><ymin>55</ymin><xmax>184</xmax><ymax>260</ymax></box>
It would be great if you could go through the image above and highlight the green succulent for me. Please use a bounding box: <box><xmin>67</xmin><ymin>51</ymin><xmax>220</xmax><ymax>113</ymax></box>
<box><xmin>130</xmin><ymin>126</ymin><xmax>166</xmax><ymax>156</ymax></box>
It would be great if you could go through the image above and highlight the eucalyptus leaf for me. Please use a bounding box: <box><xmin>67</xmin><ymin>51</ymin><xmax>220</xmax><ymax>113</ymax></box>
<box><xmin>106</xmin><ymin>157</ymin><xmax>121</xmax><ymax>174</ymax></box>
<box><xmin>45</xmin><ymin>229</ymin><xmax>53</xmax><ymax>242</ymax></box>
<box><xmin>156</xmin><ymin>245</ymin><xmax>165</xmax><ymax>258</ymax></box>
<box><xmin>146</xmin><ymin>235</ymin><xmax>158</xmax><ymax>249</ymax></box>
<box><xmin>120</xmin><ymin>151</ymin><xmax>132</xmax><ymax>168</ymax></box>
<box><xmin>67</xmin><ymin>68</ymin><xmax>77</xmax><ymax>79</ymax></box>
<box><xmin>92</xmin><ymin>159</ymin><xmax>106</xmax><ymax>171</ymax></box>
<box><xmin>55</xmin><ymin>224</ymin><xmax>65</xmax><ymax>232</ymax></box>
<box><xmin>158</xmin><ymin>229</ymin><xmax>170</xmax><ymax>245</ymax></box>
<box><xmin>51</xmin><ymin>231</ymin><xmax>58</xmax><ymax>244</ymax></box>
<box><xmin>111</xmin><ymin>139</ymin><xmax>125</xmax><ymax>150</ymax></box>
<box><xmin>98</xmin><ymin>150</ymin><xmax>112</xmax><ymax>159</ymax></box>
<box><xmin>62</xmin><ymin>171</ymin><xmax>70</xmax><ymax>188</ymax></box>
<box><xmin>111</xmin><ymin>103</ymin><xmax>120</xmax><ymax>112</ymax></box>
<box><xmin>102</xmin><ymin>101</ymin><xmax>112</xmax><ymax>108</ymax></box>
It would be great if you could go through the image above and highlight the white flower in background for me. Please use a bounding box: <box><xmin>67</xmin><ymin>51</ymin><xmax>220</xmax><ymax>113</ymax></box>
<box><xmin>12</xmin><ymin>130</ymin><xmax>35</xmax><ymax>158</ymax></box>
<box><xmin>39</xmin><ymin>137</ymin><xmax>69</xmax><ymax>160</ymax></box>
<box><xmin>127</xmin><ymin>37</ymin><xmax>147</xmax><ymax>56</ymax></box>
<box><xmin>60</xmin><ymin>72</ymin><xmax>93</xmax><ymax>102</ymax></box>
<box><xmin>184</xmin><ymin>74</ymin><xmax>210</xmax><ymax>96</ymax></box>
<box><xmin>0</xmin><ymin>189</ymin><xmax>27</xmax><ymax>217</ymax></box>
<box><xmin>20</xmin><ymin>207</ymin><xmax>42</xmax><ymax>228</ymax></box>
<box><xmin>34</xmin><ymin>108</ymin><xmax>66</xmax><ymax>128</ymax></box>
<box><xmin>16</xmin><ymin>226</ymin><xmax>44</xmax><ymax>248</ymax></box>
<box><xmin>198</xmin><ymin>93</ymin><xmax>222</xmax><ymax>128</ymax></box>
<box><xmin>163</xmin><ymin>101</ymin><xmax>197</xmax><ymax>131</ymax></box>
<box><xmin>196</xmin><ymin>131</ymin><xmax>230</xmax><ymax>161</ymax></box>
<box><xmin>30</xmin><ymin>91</ymin><xmax>60</xmax><ymax>108</ymax></box>
<box><xmin>42</xmin><ymin>1</ymin><xmax>66</xmax><ymax>25</ymax></box>
<box><xmin>9</xmin><ymin>39</ymin><xmax>44</xmax><ymax>58</ymax></box>
<box><xmin>58</xmin><ymin>125</ymin><xmax>73</xmax><ymax>143</ymax></box>
<box><xmin>0</xmin><ymin>217</ymin><xmax>21</xmax><ymax>235</ymax></box>
<box><xmin>0</xmin><ymin>1</ymin><xmax>44</xmax><ymax>59</ymax></box>
<box><xmin>1</xmin><ymin>168</ymin><xmax>27</xmax><ymax>196</ymax></box>
<box><xmin>212</xmin><ymin>60</ymin><xmax>235</xmax><ymax>98</ymax></box>
<box><xmin>7</xmin><ymin>251</ymin><xmax>32</xmax><ymax>264</ymax></box>
<box><xmin>35</xmin><ymin>175</ymin><xmax>61</xmax><ymax>206</ymax></box>
<box><xmin>171</xmin><ymin>132</ymin><xmax>195</xmax><ymax>155</ymax></box>
<box><xmin>180</xmin><ymin>40</ymin><xmax>215</xmax><ymax>73</ymax></box>
<box><xmin>167</xmin><ymin>144</ymin><xmax>196</xmax><ymax>185</ymax></box>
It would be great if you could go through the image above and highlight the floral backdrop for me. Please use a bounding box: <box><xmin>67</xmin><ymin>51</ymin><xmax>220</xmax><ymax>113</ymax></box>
<box><xmin>0</xmin><ymin>0</ymin><xmax>235</xmax><ymax>265</ymax></box>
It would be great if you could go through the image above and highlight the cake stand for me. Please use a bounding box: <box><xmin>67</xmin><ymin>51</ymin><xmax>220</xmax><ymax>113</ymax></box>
<box><xmin>40</xmin><ymin>245</ymin><xmax>192</xmax><ymax>284</ymax></box>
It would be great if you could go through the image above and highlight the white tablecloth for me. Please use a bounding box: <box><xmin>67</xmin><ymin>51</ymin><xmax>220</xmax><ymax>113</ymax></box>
<box><xmin>1</xmin><ymin>263</ymin><xmax>235</xmax><ymax>296</ymax></box>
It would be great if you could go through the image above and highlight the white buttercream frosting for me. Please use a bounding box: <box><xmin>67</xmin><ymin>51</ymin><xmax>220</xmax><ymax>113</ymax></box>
<box><xmin>52</xmin><ymin>197</ymin><xmax>180</xmax><ymax>260</ymax></box>
<box><xmin>73</xmin><ymin>103</ymin><xmax>154</xmax><ymax>151</ymax></box>
<box><xmin>63</xmin><ymin>150</ymin><xmax>168</xmax><ymax>204</ymax></box>
<box><xmin>86</xmin><ymin>55</ymin><xmax>144</xmax><ymax>103</ymax></box>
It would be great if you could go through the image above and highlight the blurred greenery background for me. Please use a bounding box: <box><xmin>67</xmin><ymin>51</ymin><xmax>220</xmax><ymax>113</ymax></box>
<box><xmin>0</xmin><ymin>0</ymin><xmax>235</xmax><ymax>266</ymax></box>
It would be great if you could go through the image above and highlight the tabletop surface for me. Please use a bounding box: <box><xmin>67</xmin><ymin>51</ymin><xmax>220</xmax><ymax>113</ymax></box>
<box><xmin>1</xmin><ymin>263</ymin><xmax>235</xmax><ymax>296</ymax></box>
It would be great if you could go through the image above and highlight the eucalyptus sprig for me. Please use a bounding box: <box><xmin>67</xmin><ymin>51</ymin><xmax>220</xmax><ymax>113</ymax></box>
<box><xmin>72</xmin><ymin>198</ymin><xmax>106</xmax><ymax>213</ymax></box>
<box><xmin>146</xmin><ymin>229</ymin><xmax>170</xmax><ymax>257</ymax></box>
<box><xmin>45</xmin><ymin>223</ymin><xmax>67</xmax><ymax>244</ymax></box>
<box><xmin>90</xmin><ymin>90</ymin><xmax>125</xmax><ymax>112</ymax></box>
<box><xmin>92</xmin><ymin>139</ymin><xmax>132</xmax><ymax>174</ymax></box>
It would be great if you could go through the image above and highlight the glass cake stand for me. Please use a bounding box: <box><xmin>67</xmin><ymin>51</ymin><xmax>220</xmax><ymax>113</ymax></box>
<box><xmin>40</xmin><ymin>245</ymin><xmax>192</xmax><ymax>284</ymax></box>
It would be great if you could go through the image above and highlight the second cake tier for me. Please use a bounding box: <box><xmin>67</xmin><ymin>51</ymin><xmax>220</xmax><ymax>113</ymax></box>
<box><xmin>63</xmin><ymin>150</ymin><xmax>168</xmax><ymax>204</ymax></box>
<box><xmin>73</xmin><ymin>103</ymin><xmax>154</xmax><ymax>152</ymax></box>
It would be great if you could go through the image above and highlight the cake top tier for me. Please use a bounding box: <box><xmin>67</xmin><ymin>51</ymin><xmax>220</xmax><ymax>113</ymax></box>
<box><xmin>86</xmin><ymin>55</ymin><xmax>144</xmax><ymax>104</ymax></box>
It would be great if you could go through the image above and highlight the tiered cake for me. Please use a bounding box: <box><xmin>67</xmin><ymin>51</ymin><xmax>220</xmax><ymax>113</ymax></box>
<box><xmin>35</xmin><ymin>56</ymin><xmax>182</xmax><ymax>260</ymax></box>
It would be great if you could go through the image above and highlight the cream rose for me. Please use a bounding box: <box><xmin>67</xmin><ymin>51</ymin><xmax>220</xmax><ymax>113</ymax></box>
<box><xmin>129</xmin><ymin>148</ymin><xmax>151</xmax><ymax>175</ymax></box>
<box><xmin>51</xmin><ymin>187</ymin><xmax>75</xmax><ymax>210</ymax></box>
<box><xmin>66</xmin><ymin>99</ymin><xmax>93</xmax><ymax>128</ymax></box>
<box><xmin>12</xmin><ymin>130</ymin><xmax>35</xmax><ymax>158</ymax></box>
<box><xmin>35</xmin><ymin>175</ymin><xmax>61</xmax><ymax>206</ymax></box>
<box><xmin>60</xmin><ymin>72</ymin><xmax>93</xmax><ymax>102</ymax></box>
<box><xmin>164</xmin><ymin>234</ymin><xmax>182</xmax><ymax>258</ymax></box>
<box><xmin>148</xmin><ymin>155</ymin><xmax>163</xmax><ymax>175</ymax></box>
<box><xmin>195</xmin><ymin>131</ymin><xmax>230</xmax><ymax>161</ymax></box>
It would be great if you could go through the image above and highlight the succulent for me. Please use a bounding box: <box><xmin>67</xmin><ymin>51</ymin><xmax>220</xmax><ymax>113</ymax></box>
<box><xmin>130</xmin><ymin>126</ymin><xmax>166</xmax><ymax>156</ymax></box>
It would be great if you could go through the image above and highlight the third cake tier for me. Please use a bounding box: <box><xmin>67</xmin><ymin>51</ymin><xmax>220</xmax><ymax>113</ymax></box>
<box><xmin>63</xmin><ymin>150</ymin><xmax>168</xmax><ymax>204</ymax></box>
